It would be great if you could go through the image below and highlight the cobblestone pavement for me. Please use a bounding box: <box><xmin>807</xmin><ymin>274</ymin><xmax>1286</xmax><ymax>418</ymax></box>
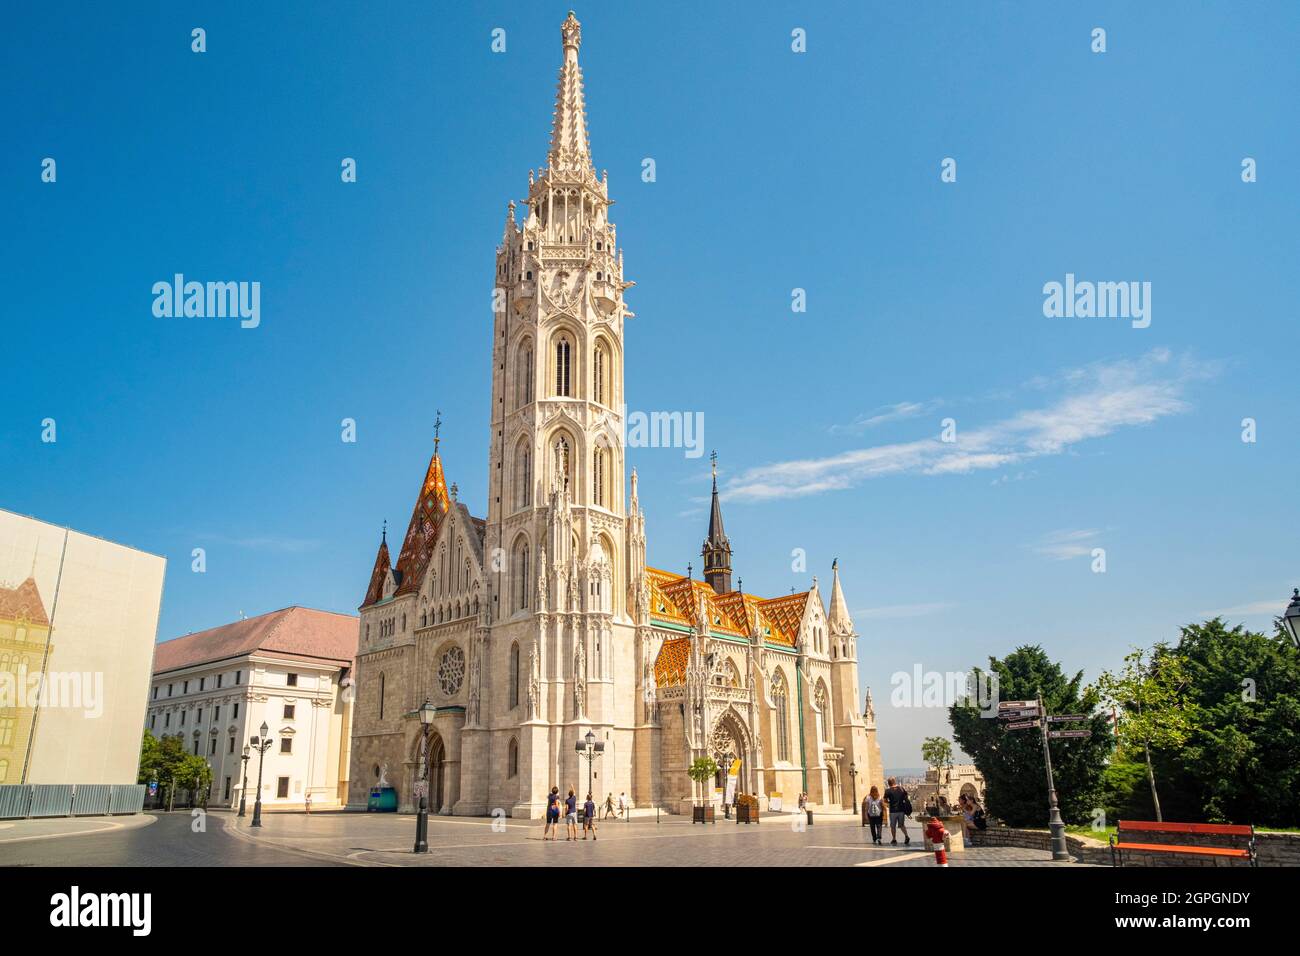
<box><xmin>225</xmin><ymin>811</ymin><xmax>1089</xmax><ymax>867</ymax></box>
<box><xmin>0</xmin><ymin>810</ymin><xmax>1092</xmax><ymax>867</ymax></box>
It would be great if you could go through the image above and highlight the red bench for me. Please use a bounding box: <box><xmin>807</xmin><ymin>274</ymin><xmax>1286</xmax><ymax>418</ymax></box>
<box><xmin>1109</xmin><ymin>820</ymin><xmax>1256</xmax><ymax>867</ymax></box>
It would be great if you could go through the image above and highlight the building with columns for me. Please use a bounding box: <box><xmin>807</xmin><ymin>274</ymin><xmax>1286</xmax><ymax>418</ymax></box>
<box><xmin>347</xmin><ymin>12</ymin><xmax>884</xmax><ymax>817</ymax></box>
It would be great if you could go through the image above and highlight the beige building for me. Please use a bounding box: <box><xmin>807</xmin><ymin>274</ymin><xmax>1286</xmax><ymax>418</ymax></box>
<box><xmin>147</xmin><ymin>607</ymin><xmax>357</xmax><ymax>810</ymax></box>
<box><xmin>0</xmin><ymin>508</ymin><xmax>165</xmax><ymax>786</ymax></box>
<box><xmin>347</xmin><ymin>13</ymin><xmax>885</xmax><ymax>818</ymax></box>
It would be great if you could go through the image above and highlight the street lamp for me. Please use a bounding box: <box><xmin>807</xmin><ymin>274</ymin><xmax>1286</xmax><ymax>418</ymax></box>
<box><xmin>1283</xmin><ymin>588</ymin><xmax>1300</xmax><ymax>650</ymax></box>
<box><xmin>574</xmin><ymin>729</ymin><xmax>605</xmax><ymax>803</ymax></box>
<box><xmin>249</xmin><ymin>722</ymin><xmax>273</xmax><ymax>828</ymax></box>
<box><xmin>414</xmin><ymin>698</ymin><xmax>436</xmax><ymax>854</ymax></box>
<box><xmin>848</xmin><ymin>762</ymin><xmax>859</xmax><ymax>819</ymax></box>
<box><xmin>238</xmin><ymin>745</ymin><xmax>250</xmax><ymax>817</ymax></box>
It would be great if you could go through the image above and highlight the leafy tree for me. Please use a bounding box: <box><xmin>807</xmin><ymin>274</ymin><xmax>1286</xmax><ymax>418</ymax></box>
<box><xmin>686</xmin><ymin>756</ymin><xmax>718</xmax><ymax>807</ymax></box>
<box><xmin>949</xmin><ymin>646</ymin><xmax>1111</xmax><ymax>827</ymax></box>
<box><xmin>1094</xmin><ymin>646</ymin><xmax>1192</xmax><ymax>821</ymax></box>
<box><xmin>138</xmin><ymin>731</ymin><xmax>212</xmax><ymax>806</ymax></box>
<box><xmin>1147</xmin><ymin>619</ymin><xmax>1300</xmax><ymax>826</ymax></box>
<box><xmin>920</xmin><ymin>736</ymin><xmax>954</xmax><ymax>795</ymax></box>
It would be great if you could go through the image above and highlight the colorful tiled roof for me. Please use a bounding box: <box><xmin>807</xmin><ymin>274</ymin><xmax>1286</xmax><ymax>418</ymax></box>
<box><xmin>653</xmin><ymin>637</ymin><xmax>690</xmax><ymax>687</ymax></box>
<box><xmin>644</xmin><ymin>567</ymin><xmax>803</xmax><ymax>647</ymax></box>
<box><xmin>393</xmin><ymin>450</ymin><xmax>451</xmax><ymax>598</ymax></box>
<box><xmin>153</xmin><ymin>606</ymin><xmax>358</xmax><ymax>674</ymax></box>
<box><xmin>362</xmin><ymin>535</ymin><xmax>392</xmax><ymax>608</ymax></box>
<box><xmin>0</xmin><ymin>577</ymin><xmax>50</xmax><ymax>626</ymax></box>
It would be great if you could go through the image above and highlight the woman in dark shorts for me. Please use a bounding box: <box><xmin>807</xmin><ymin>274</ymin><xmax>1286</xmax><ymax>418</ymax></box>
<box><xmin>543</xmin><ymin>786</ymin><xmax>561</xmax><ymax>841</ymax></box>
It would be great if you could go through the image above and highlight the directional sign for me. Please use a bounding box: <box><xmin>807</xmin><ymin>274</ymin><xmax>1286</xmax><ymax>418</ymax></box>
<box><xmin>998</xmin><ymin>708</ymin><xmax>1040</xmax><ymax>720</ymax></box>
<box><xmin>1048</xmin><ymin>730</ymin><xmax>1092</xmax><ymax>739</ymax></box>
<box><xmin>1006</xmin><ymin>719</ymin><xmax>1041</xmax><ymax>730</ymax></box>
<box><xmin>998</xmin><ymin>701</ymin><xmax>1036</xmax><ymax>710</ymax></box>
<box><xmin>1048</xmin><ymin>715</ymin><xmax>1089</xmax><ymax>723</ymax></box>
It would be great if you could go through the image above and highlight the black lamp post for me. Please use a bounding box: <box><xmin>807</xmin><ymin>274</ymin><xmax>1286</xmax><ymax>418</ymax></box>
<box><xmin>848</xmin><ymin>761</ymin><xmax>859</xmax><ymax>818</ymax></box>
<box><xmin>1283</xmin><ymin>588</ymin><xmax>1300</xmax><ymax>650</ymax></box>
<box><xmin>237</xmin><ymin>745</ymin><xmax>250</xmax><ymax>817</ymax></box>
<box><xmin>574</xmin><ymin>729</ymin><xmax>605</xmax><ymax>801</ymax></box>
<box><xmin>414</xmin><ymin>698</ymin><xmax>436</xmax><ymax>854</ymax></box>
<box><xmin>249</xmin><ymin>722</ymin><xmax>273</xmax><ymax>828</ymax></box>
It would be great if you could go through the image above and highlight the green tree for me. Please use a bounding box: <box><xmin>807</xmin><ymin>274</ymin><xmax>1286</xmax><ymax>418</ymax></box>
<box><xmin>138</xmin><ymin>731</ymin><xmax>213</xmax><ymax>806</ymax></box>
<box><xmin>920</xmin><ymin>736</ymin><xmax>954</xmax><ymax>798</ymax></box>
<box><xmin>949</xmin><ymin>646</ymin><xmax>1111</xmax><ymax>827</ymax></box>
<box><xmin>1094</xmin><ymin>646</ymin><xmax>1191</xmax><ymax>821</ymax></box>
<box><xmin>686</xmin><ymin>756</ymin><xmax>718</xmax><ymax>807</ymax></box>
<box><xmin>1147</xmin><ymin>619</ymin><xmax>1300</xmax><ymax>825</ymax></box>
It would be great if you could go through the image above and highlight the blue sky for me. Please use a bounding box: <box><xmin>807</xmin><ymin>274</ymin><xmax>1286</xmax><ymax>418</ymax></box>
<box><xmin>3</xmin><ymin>2</ymin><xmax>1298</xmax><ymax>768</ymax></box>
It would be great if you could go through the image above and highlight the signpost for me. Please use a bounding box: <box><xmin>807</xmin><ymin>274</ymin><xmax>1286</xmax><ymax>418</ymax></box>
<box><xmin>1048</xmin><ymin>730</ymin><xmax>1092</xmax><ymax>739</ymax></box>
<box><xmin>1005</xmin><ymin>719</ymin><xmax>1041</xmax><ymax>731</ymax></box>
<box><xmin>1048</xmin><ymin>715</ymin><xmax>1088</xmax><ymax>723</ymax></box>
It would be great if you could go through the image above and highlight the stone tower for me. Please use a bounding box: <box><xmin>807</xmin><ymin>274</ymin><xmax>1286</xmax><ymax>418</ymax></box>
<box><xmin>827</xmin><ymin>559</ymin><xmax>883</xmax><ymax>798</ymax></box>
<box><xmin>701</xmin><ymin>453</ymin><xmax>733</xmax><ymax>595</ymax></box>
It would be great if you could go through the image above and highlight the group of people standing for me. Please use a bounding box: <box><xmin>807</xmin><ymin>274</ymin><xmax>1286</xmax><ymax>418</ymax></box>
<box><xmin>542</xmin><ymin>788</ymin><xmax>631</xmax><ymax>840</ymax></box>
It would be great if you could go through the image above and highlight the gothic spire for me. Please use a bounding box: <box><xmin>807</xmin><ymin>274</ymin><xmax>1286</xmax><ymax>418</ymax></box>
<box><xmin>547</xmin><ymin>12</ymin><xmax>593</xmax><ymax>175</ymax></box>
<box><xmin>701</xmin><ymin>450</ymin><xmax>733</xmax><ymax>595</ymax></box>
<box><xmin>828</xmin><ymin>557</ymin><xmax>854</xmax><ymax>635</ymax></box>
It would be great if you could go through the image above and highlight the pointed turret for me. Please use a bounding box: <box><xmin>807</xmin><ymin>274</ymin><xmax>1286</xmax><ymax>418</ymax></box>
<box><xmin>828</xmin><ymin>557</ymin><xmax>853</xmax><ymax>636</ymax></box>
<box><xmin>393</xmin><ymin>419</ymin><xmax>452</xmax><ymax>596</ymax></box>
<box><xmin>361</xmin><ymin>522</ymin><xmax>392</xmax><ymax>608</ymax></box>
<box><xmin>548</xmin><ymin>12</ymin><xmax>593</xmax><ymax>175</ymax></box>
<box><xmin>701</xmin><ymin>451</ymin><xmax>733</xmax><ymax>594</ymax></box>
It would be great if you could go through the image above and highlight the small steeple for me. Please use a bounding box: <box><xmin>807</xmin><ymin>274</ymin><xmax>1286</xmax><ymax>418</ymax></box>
<box><xmin>701</xmin><ymin>450</ymin><xmax>733</xmax><ymax>595</ymax></box>
<box><xmin>548</xmin><ymin>12</ymin><xmax>593</xmax><ymax>174</ymax></box>
<box><xmin>828</xmin><ymin>557</ymin><xmax>854</xmax><ymax>635</ymax></box>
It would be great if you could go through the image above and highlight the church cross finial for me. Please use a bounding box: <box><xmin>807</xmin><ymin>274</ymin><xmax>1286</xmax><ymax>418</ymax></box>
<box><xmin>433</xmin><ymin>410</ymin><xmax>442</xmax><ymax>454</ymax></box>
<box><xmin>382</xmin><ymin>519</ymin><xmax>387</xmax><ymax>544</ymax></box>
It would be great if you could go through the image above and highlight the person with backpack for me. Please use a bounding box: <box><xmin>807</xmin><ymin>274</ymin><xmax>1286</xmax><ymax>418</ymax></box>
<box><xmin>864</xmin><ymin>786</ymin><xmax>886</xmax><ymax>845</ymax></box>
<box><xmin>884</xmin><ymin>777</ymin><xmax>911</xmax><ymax>845</ymax></box>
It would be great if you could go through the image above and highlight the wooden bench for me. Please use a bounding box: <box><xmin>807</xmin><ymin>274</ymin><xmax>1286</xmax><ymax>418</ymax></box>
<box><xmin>1109</xmin><ymin>820</ymin><xmax>1256</xmax><ymax>867</ymax></box>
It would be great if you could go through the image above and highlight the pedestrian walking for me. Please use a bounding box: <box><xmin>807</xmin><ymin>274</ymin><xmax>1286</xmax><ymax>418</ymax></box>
<box><xmin>865</xmin><ymin>786</ymin><xmax>885</xmax><ymax>845</ymax></box>
<box><xmin>603</xmin><ymin>792</ymin><xmax>615</xmax><ymax>819</ymax></box>
<box><xmin>884</xmin><ymin>777</ymin><xmax>911</xmax><ymax>845</ymax></box>
<box><xmin>617</xmin><ymin>791</ymin><xmax>628</xmax><ymax>819</ymax></box>
<box><xmin>565</xmin><ymin>787</ymin><xmax>579</xmax><ymax>840</ymax></box>
<box><xmin>583</xmin><ymin>792</ymin><xmax>598</xmax><ymax>840</ymax></box>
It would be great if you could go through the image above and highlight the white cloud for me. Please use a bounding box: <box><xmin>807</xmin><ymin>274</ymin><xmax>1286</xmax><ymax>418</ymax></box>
<box><xmin>1197</xmin><ymin>599</ymin><xmax>1287</xmax><ymax>619</ymax></box>
<box><xmin>830</xmin><ymin>400</ymin><xmax>939</xmax><ymax>434</ymax></box>
<box><xmin>724</xmin><ymin>350</ymin><xmax>1216</xmax><ymax>502</ymax></box>
<box><xmin>1031</xmin><ymin>529</ymin><xmax>1101</xmax><ymax>561</ymax></box>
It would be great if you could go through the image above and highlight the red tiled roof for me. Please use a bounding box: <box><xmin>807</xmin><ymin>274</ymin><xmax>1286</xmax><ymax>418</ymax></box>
<box><xmin>153</xmin><ymin>606</ymin><xmax>358</xmax><ymax>674</ymax></box>
<box><xmin>0</xmin><ymin>577</ymin><xmax>50</xmax><ymax>626</ymax></box>
<box><xmin>654</xmin><ymin>638</ymin><xmax>690</xmax><ymax>687</ymax></box>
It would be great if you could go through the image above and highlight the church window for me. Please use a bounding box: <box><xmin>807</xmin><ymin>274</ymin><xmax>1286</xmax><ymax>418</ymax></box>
<box><xmin>516</xmin><ymin>443</ymin><xmax>531</xmax><ymax>509</ymax></box>
<box><xmin>509</xmin><ymin>642</ymin><xmax>520</xmax><ymax>709</ymax></box>
<box><xmin>592</xmin><ymin>447</ymin><xmax>606</xmax><ymax>507</ymax></box>
<box><xmin>772</xmin><ymin>671</ymin><xmax>791</xmax><ymax>763</ymax></box>
<box><xmin>378</xmin><ymin>673</ymin><xmax>386</xmax><ymax>720</ymax></box>
<box><xmin>594</xmin><ymin>342</ymin><xmax>608</xmax><ymax>405</ymax></box>
<box><xmin>438</xmin><ymin>646</ymin><xmax>466</xmax><ymax>696</ymax></box>
<box><xmin>514</xmin><ymin>540</ymin><xmax>530</xmax><ymax>611</ymax></box>
<box><xmin>815</xmin><ymin>680</ymin><xmax>830</xmax><ymax>743</ymax></box>
<box><xmin>554</xmin><ymin>436</ymin><xmax>571</xmax><ymax>491</ymax></box>
<box><xmin>508</xmin><ymin>738</ymin><xmax>519</xmax><ymax>777</ymax></box>
<box><xmin>555</xmin><ymin>337</ymin><xmax>572</xmax><ymax>397</ymax></box>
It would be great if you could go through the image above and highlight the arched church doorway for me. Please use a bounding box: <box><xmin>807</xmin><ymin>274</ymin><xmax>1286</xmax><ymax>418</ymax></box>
<box><xmin>710</xmin><ymin>710</ymin><xmax>751</xmax><ymax>804</ymax></box>
<box><xmin>429</xmin><ymin>735</ymin><xmax>447</xmax><ymax>813</ymax></box>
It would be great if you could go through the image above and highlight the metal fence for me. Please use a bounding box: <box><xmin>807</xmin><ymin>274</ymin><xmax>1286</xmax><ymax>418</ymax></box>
<box><xmin>0</xmin><ymin>783</ymin><xmax>147</xmax><ymax>819</ymax></box>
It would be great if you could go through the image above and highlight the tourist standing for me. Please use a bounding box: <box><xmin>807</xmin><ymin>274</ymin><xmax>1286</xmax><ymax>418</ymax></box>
<box><xmin>565</xmin><ymin>787</ymin><xmax>579</xmax><ymax>840</ymax></box>
<box><xmin>544</xmin><ymin>786</ymin><xmax>561</xmax><ymax>841</ymax></box>
<box><xmin>884</xmin><ymin>777</ymin><xmax>911</xmax><ymax>845</ymax></box>
<box><xmin>583</xmin><ymin>793</ymin><xmax>598</xmax><ymax>840</ymax></box>
<box><xmin>865</xmin><ymin>786</ymin><xmax>885</xmax><ymax>845</ymax></box>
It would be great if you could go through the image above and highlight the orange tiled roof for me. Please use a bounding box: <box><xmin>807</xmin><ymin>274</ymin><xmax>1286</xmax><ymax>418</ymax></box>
<box><xmin>392</xmin><ymin>451</ymin><xmax>451</xmax><ymax>598</ymax></box>
<box><xmin>654</xmin><ymin>637</ymin><xmax>690</xmax><ymax>687</ymax></box>
<box><xmin>644</xmin><ymin>567</ymin><xmax>802</xmax><ymax>647</ymax></box>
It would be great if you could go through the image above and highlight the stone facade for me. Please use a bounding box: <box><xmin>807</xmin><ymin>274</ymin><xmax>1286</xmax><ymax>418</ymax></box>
<box><xmin>347</xmin><ymin>13</ymin><xmax>885</xmax><ymax>818</ymax></box>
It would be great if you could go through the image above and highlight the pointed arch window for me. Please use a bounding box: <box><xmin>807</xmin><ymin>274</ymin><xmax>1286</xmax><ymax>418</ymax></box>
<box><xmin>378</xmin><ymin>673</ymin><xmax>386</xmax><ymax>720</ymax></box>
<box><xmin>554</xmin><ymin>337</ymin><xmax>572</xmax><ymax>397</ymax></box>
<box><xmin>592</xmin><ymin>446</ymin><xmax>606</xmax><ymax>507</ymax></box>
<box><xmin>508</xmin><ymin>738</ymin><xmax>519</xmax><ymax>777</ymax></box>
<box><xmin>516</xmin><ymin>443</ymin><xmax>531</xmax><ymax>509</ymax></box>
<box><xmin>594</xmin><ymin>342</ymin><xmax>608</xmax><ymax>406</ymax></box>
<box><xmin>815</xmin><ymin>679</ymin><xmax>831</xmax><ymax>744</ymax></box>
<box><xmin>514</xmin><ymin>540</ymin><xmax>530</xmax><ymax>612</ymax></box>
<box><xmin>772</xmin><ymin>672</ymin><xmax>790</xmax><ymax>763</ymax></box>
<box><xmin>554</xmin><ymin>436</ymin><xmax>571</xmax><ymax>492</ymax></box>
<box><xmin>516</xmin><ymin>341</ymin><xmax>534</xmax><ymax>409</ymax></box>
